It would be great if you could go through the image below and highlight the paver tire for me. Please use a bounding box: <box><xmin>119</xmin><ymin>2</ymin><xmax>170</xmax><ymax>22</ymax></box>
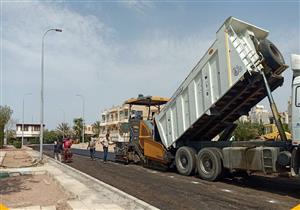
<box><xmin>175</xmin><ymin>146</ymin><xmax>196</xmax><ymax>176</ymax></box>
<box><xmin>197</xmin><ymin>148</ymin><xmax>222</xmax><ymax>181</ymax></box>
<box><xmin>259</xmin><ymin>39</ymin><xmax>285</xmax><ymax>70</ymax></box>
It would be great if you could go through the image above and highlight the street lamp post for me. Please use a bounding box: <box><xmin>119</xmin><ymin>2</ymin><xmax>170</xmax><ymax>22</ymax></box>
<box><xmin>76</xmin><ymin>94</ymin><xmax>85</xmax><ymax>143</ymax></box>
<box><xmin>22</xmin><ymin>93</ymin><xmax>32</xmax><ymax>148</ymax></box>
<box><xmin>59</xmin><ymin>109</ymin><xmax>66</xmax><ymax>138</ymax></box>
<box><xmin>40</xmin><ymin>28</ymin><xmax>62</xmax><ymax>160</ymax></box>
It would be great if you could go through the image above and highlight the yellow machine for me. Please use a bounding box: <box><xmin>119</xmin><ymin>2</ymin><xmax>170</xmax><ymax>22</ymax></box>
<box><xmin>115</xmin><ymin>95</ymin><xmax>171</xmax><ymax>165</ymax></box>
<box><xmin>262</xmin><ymin>124</ymin><xmax>292</xmax><ymax>140</ymax></box>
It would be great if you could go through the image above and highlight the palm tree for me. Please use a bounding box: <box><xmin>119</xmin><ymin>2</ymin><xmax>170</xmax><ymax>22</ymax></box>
<box><xmin>73</xmin><ymin>118</ymin><xmax>83</xmax><ymax>141</ymax></box>
<box><xmin>92</xmin><ymin>121</ymin><xmax>101</xmax><ymax>137</ymax></box>
<box><xmin>57</xmin><ymin>122</ymin><xmax>70</xmax><ymax>138</ymax></box>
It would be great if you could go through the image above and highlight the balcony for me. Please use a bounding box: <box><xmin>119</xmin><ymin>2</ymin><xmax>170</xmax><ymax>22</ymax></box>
<box><xmin>16</xmin><ymin>130</ymin><xmax>40</xmax><ymax>138</ymax></box>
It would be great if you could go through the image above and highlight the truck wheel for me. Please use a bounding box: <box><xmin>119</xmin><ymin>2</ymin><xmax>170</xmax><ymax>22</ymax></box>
<box><xmin>259</xmin><ymin>39</ymin><xmax>285</xmax><ymax>70</ymax></box>
<box><xmin>197</xmin><ymin>148</ymin><xmax>222</xmax><ymax>181</ymax></box>
<box><xmin>175</xmin><ymin>146</ymin><xmax>196</xmax><ymax>176</ymax></box>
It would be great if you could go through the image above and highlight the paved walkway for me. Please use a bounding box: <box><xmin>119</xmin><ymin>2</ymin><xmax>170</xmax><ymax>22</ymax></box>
<box><xmin>1</xmin><ymin>148</ymin><xmax>159</xmax><ymax>210</ymax></box>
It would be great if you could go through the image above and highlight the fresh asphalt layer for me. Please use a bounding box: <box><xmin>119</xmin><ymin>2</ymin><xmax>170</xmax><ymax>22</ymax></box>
<box><xmin>31</xmin><ymin>145</ymin><xmax>300</xmax><ymax>210</ymax></box>
<box><xmin>40</xmin><ymin>144</ymin><xmax>116</xmax><ymax>161</ymax></box>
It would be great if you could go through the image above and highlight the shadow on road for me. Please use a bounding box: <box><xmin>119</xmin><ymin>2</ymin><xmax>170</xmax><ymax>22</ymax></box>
<box><xmin>220</xmin><ymin>174</ymin><xmax>300</xmax><ymax>199</ymax></box>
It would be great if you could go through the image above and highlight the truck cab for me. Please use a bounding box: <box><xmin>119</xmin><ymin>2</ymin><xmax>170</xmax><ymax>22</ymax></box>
<box><xmin>291</xmin><ymin>54</ymin><xmax>300</xmax><ymax>176</ymax></box>
<box><xmin>291</xmin><ymin>54</ymin><xmax>300</xmax><ymax>146</ymax></box>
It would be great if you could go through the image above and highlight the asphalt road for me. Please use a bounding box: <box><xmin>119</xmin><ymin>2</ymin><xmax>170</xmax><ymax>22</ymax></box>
<box><xmin>33</xmin><ymin>145</ymin><xmax>300</xmax><ymax>210</ymax></box>
<box><xmin>38</xmin><ymin>144</ymin><xmax>116</xmax><ymax>161</ymax></box>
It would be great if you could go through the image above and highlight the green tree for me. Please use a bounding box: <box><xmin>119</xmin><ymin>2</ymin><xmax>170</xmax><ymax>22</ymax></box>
<box><xmin>73</xmin><ymin>118</ymin><xmax>83</xmax><ymax>141</ymax></box>
<box><xmin>4</xmin><ymin>118</ymin><xmax>17</xmax><ymax>145</ymax></box>
<box><xmin>233</xmin><ymin>121</ymin><xmax>264</xmax><ymax>141</ymax></box>
<box><xmin>92</xmin><ymin>121</ymin><xmax>101</xmax><ymax>137</ymax></box>
<box><xmin>57</xmin><ymin>122</ymin><xmax>71</xmax><ymax>138</ymax></box>
<box><xmin>0</xmin><ymin>105</ymin><xmax>13</xmax><ymax>148</ymax></box>
<box><xmin>282</xmin><ymin>123</ymin><xmax>290</xmax><ymax>133</ymax></box>
<box><xmin>43</xmin><ymin>129</ymin><xmax>59</xmax><ymax>144</ymax></box>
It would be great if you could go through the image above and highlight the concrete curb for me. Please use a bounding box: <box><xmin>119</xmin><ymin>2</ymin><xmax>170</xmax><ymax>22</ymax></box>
<box><xmin>1</xmin><ymin>149</ymin><xmax>160</xmax><ymax>210</ymax></box>
<box><xmin>44</xmin><ymin>155</ymin><xmax>159</xmax><ymax>210</ymax></box>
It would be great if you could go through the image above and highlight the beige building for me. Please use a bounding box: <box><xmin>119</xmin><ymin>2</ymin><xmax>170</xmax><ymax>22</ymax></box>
<box><xmin>281</xmin><ymin>111</ymin><xmax>289</xmax><ymax>125</ymax></box>
<box><xmin>84</xmin><ymin>124</ymin><xmax>95</xmax><ymax>136</ymax></box>
<box><xmin>100</xmin><ymin>103</ymin><xmax>159</xmax><ymax>142</ymax></box>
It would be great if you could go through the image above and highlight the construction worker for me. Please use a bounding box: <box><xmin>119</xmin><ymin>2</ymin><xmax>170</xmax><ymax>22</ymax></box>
<box><xmin>63</xmin><ymin>137</ymin><xmax>73</xmax><ymax>162</ymax></box>
<box><xmin>101</xmin><ymin>131</ymin><xmax>114</xmax><ymax>163</ymax></box>
<box><xmin>53</xmin><ymin>140</ymin><xmax>63</xmax><ymax>162</ymax></box>
<box><xmin>87</xmin><ymin>138</ymin><xmax>96</xmax><ymax>160</ymax></box>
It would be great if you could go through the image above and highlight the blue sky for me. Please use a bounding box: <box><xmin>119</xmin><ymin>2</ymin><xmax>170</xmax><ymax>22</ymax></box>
<box><xmin>1</xmin><ymin>0</ymin><xmax>300</xmax><ymax>129</ymax></box>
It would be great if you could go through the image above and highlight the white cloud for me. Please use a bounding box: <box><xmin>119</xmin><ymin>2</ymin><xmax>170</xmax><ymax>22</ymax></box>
<box><xmin>3</xmin><ymin>2</ymin><xmax>295</xmax><ymax>129</ymax></box>
<box><xmin>2</xmin><ymin>2</ymin><xmax>118</xmax><ymax>126</ymax></box>
<box><xmin>2</xmin><ymin>1</ymin><xmax>211</xmax><ymax>128</ymax></box>
<box><xmin>122</xmin><ymin>0</ymin><xmax>153</xmax><ymax>14</ymax></box>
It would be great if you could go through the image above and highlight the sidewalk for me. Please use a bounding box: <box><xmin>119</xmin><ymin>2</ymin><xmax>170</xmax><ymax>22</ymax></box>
<box><xmin>0</xmin><ymin>147</ymin><xmax>159</xmax><ymax>210</ymax></box>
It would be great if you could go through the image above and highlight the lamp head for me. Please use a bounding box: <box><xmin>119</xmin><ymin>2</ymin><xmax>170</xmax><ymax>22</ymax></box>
<box><xmin>55</xmin><ymin>29</ymin><xmax>62</xmax><ymax>32</ymax></box>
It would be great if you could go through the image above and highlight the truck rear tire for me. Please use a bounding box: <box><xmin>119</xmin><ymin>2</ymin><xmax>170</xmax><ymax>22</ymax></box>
<box><xmin>197</xmin><ymin>148</ymin><xmax>222</xmax><ymax>181</ymax></box>
<box><xmin>259</xmin><ymin>39</ymin><xmax>285</xmax><ymax>71</ymax></box>
<box><xmin>175</xmin><ymin>146</ymin><xmax>196</xmax><ymax>176</ymax></box>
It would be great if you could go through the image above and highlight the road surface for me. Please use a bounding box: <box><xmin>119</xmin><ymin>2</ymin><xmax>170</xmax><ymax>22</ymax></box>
<box><xmin>33</xmin><ymin>145</ymin><xmax>300</xmax><ymax>210</ymax></box>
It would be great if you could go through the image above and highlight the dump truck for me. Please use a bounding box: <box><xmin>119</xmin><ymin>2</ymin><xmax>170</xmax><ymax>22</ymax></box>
<box><xmin>115</xmin><ymin>17</ymin><xmax>300</xmax><ymax>181</ymax></box>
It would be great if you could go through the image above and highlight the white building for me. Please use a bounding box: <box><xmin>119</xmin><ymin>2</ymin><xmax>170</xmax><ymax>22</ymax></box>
<box><xmin>249</xmin><ymin>105</ymin><xmax>270</xmax><ymax>124</ymax></box>
<box><xmin>239</xmin><ymin>115</ymin><xmax>249</xmax><ymax>123</ymax></box>
<box><xmin>16</xmin><ymin>123</ymin><xmax>44</xmax><ymax>144</ymax></box>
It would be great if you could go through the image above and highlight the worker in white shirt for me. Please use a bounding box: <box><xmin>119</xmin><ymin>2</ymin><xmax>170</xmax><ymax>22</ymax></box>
<box><xmin>101</xmin><ymin>132</ymin><xmax>114</xmax><ymax>163</ymax></box>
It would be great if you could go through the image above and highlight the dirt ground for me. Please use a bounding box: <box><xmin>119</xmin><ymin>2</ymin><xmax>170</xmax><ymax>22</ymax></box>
<box><xmin>1</xmin><ymin>147</ymin><xmax>33</xmax><ymax>168</ymax></box>
<box><xmin>0</xmin><ymin>174</ymin><xmax>71</xmax><ymax>210</ymax></box>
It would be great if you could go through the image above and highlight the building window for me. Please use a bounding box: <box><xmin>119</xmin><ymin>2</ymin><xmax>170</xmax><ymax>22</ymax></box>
<box><xmin>23</xmin><ymin>126</ymin><xmax>29</xmax><ymax>131</ymax></box>
<box><xmin>33</xmin><ymin>126</ymin><xmax>40</xmax><ymax>131</ymax></box>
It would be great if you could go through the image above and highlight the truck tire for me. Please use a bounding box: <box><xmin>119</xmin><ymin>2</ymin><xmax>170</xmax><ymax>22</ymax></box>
<box><xmin>175</xmin><ymin>146</ymin><xmax>196</xmax><ymax>176</ymax></box>
<box><xmin>197</xmin><ymin>148</ymin><xmax>222</xmax><ymax>181</ymax></box>
<box><xmin>259</xmin><ymin>39</ymin><xmax>285</xmax><ymax>71</ymax></box>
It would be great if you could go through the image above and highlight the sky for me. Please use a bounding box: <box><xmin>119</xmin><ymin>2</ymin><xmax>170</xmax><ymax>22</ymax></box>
<box><xmin>1</xmin><ymin>0</ymin><xmax>299</xmax><ymax>129</ymax></box>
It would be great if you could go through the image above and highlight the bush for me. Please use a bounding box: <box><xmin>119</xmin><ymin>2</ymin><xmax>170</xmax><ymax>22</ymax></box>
<box><xmin>233</xmin><ymin>121</ymin><xmax>264</xmax><ymax>141</ymax></box>
<box><xmin>13</xmin><ymin>140</ymin><xmax>22</xmax><ymax>149</ymax></box>
<box><xmin>8</xmin><ymin>138</ymin><xmax>16</xmax><ymax>145</ymax></box>
<box><xmin>29</xmin><ymin>137</ymin><xmax>40</xmax><ymax>144</ymax></box>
